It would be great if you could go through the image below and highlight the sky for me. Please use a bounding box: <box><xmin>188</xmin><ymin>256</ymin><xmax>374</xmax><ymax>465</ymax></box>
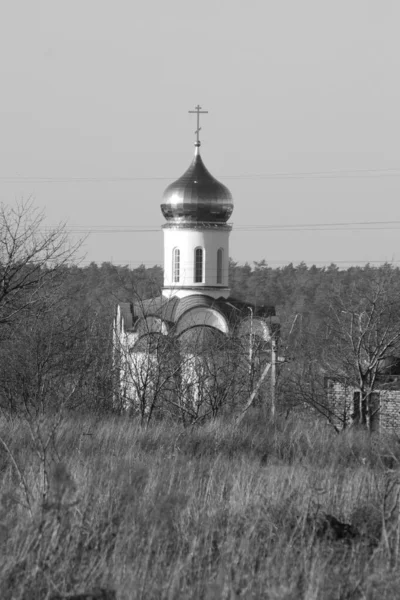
<box><xmin>0</xmin><ymin>0</ymin><xmax>400</xmax><ymax>269</ymax></box>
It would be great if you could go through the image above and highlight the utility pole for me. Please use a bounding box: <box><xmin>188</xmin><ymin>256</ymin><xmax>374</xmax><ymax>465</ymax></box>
<box><xmin>248</xmin><ymin>307</ymin><xmax>254</xmax><ymax>392</ymax></box>
<box><xmin>270</xmin><ymin>335</ymin><xmax>277</xmax><ymax>418</ymax></box>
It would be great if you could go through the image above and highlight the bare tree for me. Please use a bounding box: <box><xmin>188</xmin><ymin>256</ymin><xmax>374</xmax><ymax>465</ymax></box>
<box><xmin>278</xmin><ymin>334</ymin><xmax>347</xmax><ymax>433</ymax></box>
<box><xmin>323</xmin><ymin>267</ymin><xmax>400</xmax><ymax>430</ymax></box>
<box><xmin>281</xmin><ymin>267</ymin><xmax>400</xmax><ymax>431</ymax></box>
<box><xmin>0</xmin><ymin>288</ymin><xmax>115</xmax><ymax>507</ymax></box>
<box><xmin>0</xmin><ymin>199</ymin><xmax>80</xmax><ymax>332</ymax></box>
<box><xmin>0</xmin><ymin>199</ymin><xmax>95</xmax><ymax>506</ymax></box>
<box><xmin>176</xmin><ymin>331</ymin><xmax>251</xmax><ymax>422</ymax></box>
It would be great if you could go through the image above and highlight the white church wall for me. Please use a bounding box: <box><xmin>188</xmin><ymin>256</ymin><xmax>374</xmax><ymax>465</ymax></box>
<box><xmin>121</xmin><ymin>350</ymin><xmax>158</xmax><ymax>413</ymax></box>
<box><xmin>163</xmin><ymin>227</ymin><xmax>230</xmax><ymax>293</ymax></box>
<box><xmin>179</xmin><ymin>351</ymin><xmax>232</xmax><ymax>417</ymax></box>
<box><xmin>180</xmin><ymin>353</ymin><xmax>204</xmax><ymax>411</ymax></box>
<box><xmin>118</xmin><ymin>334</ymin><xmax>177</xmax><ymax>416</ymax></box>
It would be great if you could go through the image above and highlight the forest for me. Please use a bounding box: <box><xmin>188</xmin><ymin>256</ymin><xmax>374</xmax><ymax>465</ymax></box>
<box><xmin>1</xmin><ymin>201</ymin><xmax>400</xmax><ymax>599</ymax></box>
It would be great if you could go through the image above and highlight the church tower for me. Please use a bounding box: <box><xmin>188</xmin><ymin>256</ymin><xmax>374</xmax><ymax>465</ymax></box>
<box><xmin>161</xmin><ymin>106</ymin><xmax>233</xmax><ymax>299</ymax></box>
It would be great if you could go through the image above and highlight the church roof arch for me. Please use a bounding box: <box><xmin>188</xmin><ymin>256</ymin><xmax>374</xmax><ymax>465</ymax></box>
<box><xmin>175</xmin><ymin>305</ymin><xmax>229</xmax><ymax>336</ymax></box>
<box><xmin>173</xmin><ymin>294</ymin><xmax>220</xmax><ymax>322</ymax></box>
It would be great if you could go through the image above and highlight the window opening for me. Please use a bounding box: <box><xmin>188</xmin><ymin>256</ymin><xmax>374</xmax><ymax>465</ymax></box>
<box><xmin>217</xmin><ymin>248</ymin><xmax>223</xmax><ymax>284</ymax></box>
<box><xmin>173</xmin><ymin>248</ymin><xmax>180</xmax><ymax>282</ymax></box>
<box><xmin>195</xmin><ymin>248</ymin><xmax>203</xmax><ymax>283</ymax></box>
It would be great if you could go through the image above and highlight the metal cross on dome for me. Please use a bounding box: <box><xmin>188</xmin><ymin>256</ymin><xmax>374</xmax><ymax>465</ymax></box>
<box><xmin>188</xmin><ymin>104</ymin><xmax>208</xmax><ymax>145</ymax></box>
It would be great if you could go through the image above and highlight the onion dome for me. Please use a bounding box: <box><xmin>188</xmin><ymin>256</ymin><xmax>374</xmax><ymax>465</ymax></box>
<box><xmin>161</xmin><ymin>144</ymin><xmax>233</xmax><ymax>223</ymax></box>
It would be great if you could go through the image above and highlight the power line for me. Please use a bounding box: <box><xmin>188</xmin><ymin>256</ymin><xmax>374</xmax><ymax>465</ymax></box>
<box><xmin>40</xmin><ymin>219</ymin><xmax>400</xmax><ymax>234</ymax></box>
<box><xmin>64</xmin><ymin>227</ymin><xmax>400</xmax><ymax>233</ymax></box>
<box><xmin>3</xmin><ymin>167</ymin><xmax>400</xmax><ymax>183</ymax></box>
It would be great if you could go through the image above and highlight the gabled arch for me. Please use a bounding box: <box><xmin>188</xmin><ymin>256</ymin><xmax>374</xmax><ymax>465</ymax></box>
<box><xmin>175</xmin><ymin>306</ymin><xmax>229</xmax><ymax>336</ymax></box>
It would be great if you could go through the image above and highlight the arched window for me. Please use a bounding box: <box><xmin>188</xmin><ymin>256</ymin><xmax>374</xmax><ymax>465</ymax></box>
<box><xmin>217</xmin><ymin>248</ymin><xmax>223</xmax><ymax>284</ymax></box>
<box><xmin>194</xmin><ymin>247</ymin><xmax>203</xmax><ymax>283</ymax></box>
<box><xmin>173</xmin><ymin>248</ymin><xmax>180</xmax><ymax>282</ymax></box>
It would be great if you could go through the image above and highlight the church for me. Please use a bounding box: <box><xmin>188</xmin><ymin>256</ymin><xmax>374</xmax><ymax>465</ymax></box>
<box><xmin>114</xmin><ymin>107</ymin><xmax>279</xmax><ymax>420</ymax></box>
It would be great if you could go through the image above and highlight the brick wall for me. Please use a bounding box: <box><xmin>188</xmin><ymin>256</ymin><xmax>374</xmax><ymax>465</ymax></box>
<box><xmin>326</xmin><ymin>381</ymin><xmax>400</xmax><ymax>431</ymax></box>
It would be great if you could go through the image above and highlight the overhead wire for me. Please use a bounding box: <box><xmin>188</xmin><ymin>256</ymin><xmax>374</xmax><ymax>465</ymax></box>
<box><xmin>39</xmin><ymin>219</ymin><xmax>400</xmax><ymax>234</ymax></box>
<box><xmin>3</xmin><ymin>167</ymin><xmax>400</xmax><ymax>183</ymax></box>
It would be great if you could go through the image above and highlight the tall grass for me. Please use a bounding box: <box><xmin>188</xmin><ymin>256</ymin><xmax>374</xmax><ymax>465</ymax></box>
<box><xmin>1</xmin><ymin>410</ymin><xmax>400</xmax><ymax>599</ymax></box>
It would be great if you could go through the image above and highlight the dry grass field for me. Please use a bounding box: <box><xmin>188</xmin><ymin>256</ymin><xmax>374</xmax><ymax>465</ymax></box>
<box><xmin>1</xmin><ymin>411</ymin><xmax>400</xmax><ymax>599</ymax></box>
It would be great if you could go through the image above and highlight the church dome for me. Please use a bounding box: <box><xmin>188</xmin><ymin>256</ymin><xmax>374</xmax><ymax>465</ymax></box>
<box><xmin>161</xmin><ymin>145</ymin><xmax>233</xmax><ymax>223</ymax></box>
